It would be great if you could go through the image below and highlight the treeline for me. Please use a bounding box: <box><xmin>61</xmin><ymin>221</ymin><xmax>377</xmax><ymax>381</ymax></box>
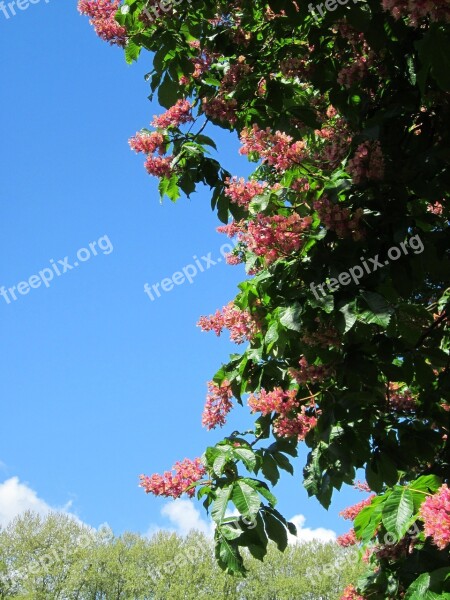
<box><xmin>0</xmin><ymin>511</ymin><xmax>362</xmax><ymax>599</ymax></box>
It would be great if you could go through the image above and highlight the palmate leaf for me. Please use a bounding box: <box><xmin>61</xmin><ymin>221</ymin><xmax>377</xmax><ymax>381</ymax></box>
<box><xmin>354</xmin><ymin>495</ymin><xmax>384</xmax><ymax>543</ymax></box>
<box><xmin>381</xmin><ymin>486</ymin><xmax>414</xmax><ymax>539</ymax></box>
<box><xmin>405</xmin><ymin>568</ymin><xmax>450</xmax><ymax>600</ymax></box>
<box><xmin>231</xmin><ymin>481</ymin><xmax>261</xmax><ymax>518</ymax></box>
<box><xmin>211</xmin><ymin>485</ymin><xmax>234</xmax><ymax>524</ymax></box>
<box><xmin>215</xmin><ymin>532</ymin><xmax>245</xmax><ymax>575</ymax></box>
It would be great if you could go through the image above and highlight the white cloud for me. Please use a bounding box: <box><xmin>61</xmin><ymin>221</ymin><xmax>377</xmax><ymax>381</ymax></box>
<box><xmin>288</xmin><ymin>514</ymin><xmax>336</xmax><ymax>545</ymax></box>
<box><xmin>147</xmin><ymin>501</ymin><xmax>335</xmax><ymax>546</ymax></box>
<box><xmin>0</xmin><ymin>476</ymin><xmax>77</xmax><ymax>529</ymax></box>
<box><xmin>160</xmin><ymin>500</ymin><xmax>214</xmax><ymax>537</ymax></box>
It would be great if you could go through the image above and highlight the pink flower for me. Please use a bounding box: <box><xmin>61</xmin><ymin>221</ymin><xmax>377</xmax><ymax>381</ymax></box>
<box><xmin>381</xmin><ymin>0</ymin><xmax>450</xmax><ymax>26</ymax></box>
<box><xmin>340</xmin><ymin>584</ymin><xmax>365</xmax><ymax>600</ymax></box>
<box><xmin>144</xmin><ymin>155</ymin><xmax>173</xmax><ymax>178</ymax></box>
<box><xmin>202</xmin><ymin>97</ymin><xmax>238</xmax><ymax>124</ymax></box>
<box><xmin>224</xmin><ymin>177</ymin><xmax>268</xmax><ymax>207</ymax></box>
<box><xmin>152</xmin><ymin>99</ymin><xmax>194</xmax><ymax>129</ymax></box>
<box><xmin>337</xmin><ymin>528</ymin><xmax>358</xmax><ymax>547</ymax></box>
<box><xmin>243</xmin><ymin>213</ymin><xmax>312</xmax><ymax>266</ymax></box>
<box><xmin>290</xmin><ymin>357</ymin><xmax>331</xmax><ymax>384</ymax></box>
<box><xmin>273</xmin><ymin>408</ymin><xmax>317</xmax><ymax>441</ymax></box>
<box><xmin>340</xmin><ymin>496</ymin><xmax>375</xmax><ymax>521</ymax></box>
<box><xmin>202</xmin><ymin>381</ymin><xmax>233</xmax><ymax>430</ymax></box>
<box><xmin>427</xmin><ymin>201</ymin><xmax>444</xmax><ymax>216</ymax></box>
<box><xmin>420</xmin><ymin>484</ymin><xmax>450</xmax><ymax>550</ymax></box>
<box><xmin>347</xmin><ymin>141</ymin><xmax>385</xmax><ymax>185</ymax></box>
<box><xmin>388</xmin><ymin>383</ymin><xmax>416</xmax><ymax>413</ymax></box>
<box><xmin>354</xmin><ymin>481</ymin><xmax>372</xmax><ymax>493</ymax></box>
<box><xmin>78</xmin><ymin>0</ymin><xmax>126</xmax><ymax>46</ymax></box>
<box><xmin>313</xmin><ymin>196</ymin><xmax>364</xmax><ymax>240</ymax></box>
<box><xmin>129</xmin><ymin>132</ymin><xmax>165</xmax><ymax>155</ymax></box>
<box><xmin>239</xmin><ymin>124</ymin><xmax>307</xmax><ymax>171</ymax></box>
<box><xmin>139</xmin><ymin>458</ymin><xmax>206</xmax><ymax>499</ymax></box>
<box><xmin>248</xmin><ymin>388</ymin><xmax>298</xmax><ymax>416</ymax></box>
<box><xmin>197</xmin><ymin>302</ymin><xmax>259</xmax><ymax>344</ymax></box>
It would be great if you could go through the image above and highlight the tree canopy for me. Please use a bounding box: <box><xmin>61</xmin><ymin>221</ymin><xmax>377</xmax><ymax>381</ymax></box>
<box><xmin>78</xmin><ymin>1</ymin><xmax>450</xmax><ymax>598</ymax></box>
<box><xmin>0</xmin><ymin>511</ymin><xmax>362</xmax><ymax>599</ymax></box>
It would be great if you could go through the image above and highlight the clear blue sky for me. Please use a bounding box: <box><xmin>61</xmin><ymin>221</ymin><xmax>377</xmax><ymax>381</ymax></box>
<box><xmin>0</xmin><ymin>1</ymin><xmax>361</xmax><ymax>537</ymax></box>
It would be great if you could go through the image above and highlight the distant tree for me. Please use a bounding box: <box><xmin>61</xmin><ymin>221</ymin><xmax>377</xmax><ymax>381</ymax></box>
<box><xmin>0</xmin><ymin>511</ymin><xmax>363</xmax><ymax>598</ymax></box>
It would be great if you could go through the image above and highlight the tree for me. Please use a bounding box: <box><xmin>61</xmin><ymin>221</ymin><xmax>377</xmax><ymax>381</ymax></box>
<box><xmin>79</xmin><ymin>1</ymin><xmax>450</xmax><ymax>597</ymax></box>
<box><xmin>0</xmin><ymin>511</ymin><xmax>361</xmax><ymax>598</ymax></box>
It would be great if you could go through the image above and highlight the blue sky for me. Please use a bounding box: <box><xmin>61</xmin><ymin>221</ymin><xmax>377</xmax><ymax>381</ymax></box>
<box><xmin>0</xmin><ymin>1</ymin><xmax>362</xmax><ymax>539</ymax></box>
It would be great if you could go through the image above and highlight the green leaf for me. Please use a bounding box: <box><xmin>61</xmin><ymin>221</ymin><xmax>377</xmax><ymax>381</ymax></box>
<box><xmin>272</xmin><ymin>452</ymin><xmax>294</xmax><ymax>475</ymax></box>
<box><xmin>213</xmin><ymin>453</ymin><xmax>228</xmax><ymax>477</ymax></box>
<box><xmin>354</xmin><ymin>495</ymin><xmax>384</xmax><ymax>543</ymax></box>
<box><xmin>261</xmin><ymin>453</ymin><xmax>280</xmax><ymax>486</ymax></box>
<box><xmin>279</xmin><ymin>303</ymin><xmax>302</xmax><ymax>332</ymax></box>
<box><xmin>158</xmin><ymin>74</ymin><xmax>180</xmax><ymax>109</ymax></box>
<box><xmin>406</xmin><ymin>567</ymin><xmax>450</xmax><ymax>599</ymax></box>
<box><xmin>382</xmin><ymin>486</ymin><xmax>414</xmax><ymax>539</ymax></box>
<box><xmin>262</xmin><ymin>508</ymin><xmax>289</xmax><ymax>551</ymax></box>
<box><xmin>211</xmin><ymin>485</ymin><xmax>234</xmax><ymax>524</ymax></box>
<box><xmin>215</xmin><ymin>534</ymin><xmax>245</xmax><ymax>574</ymax></box>
<box><xmin>125</xmin><ymin>39</ymin><xmax>142</xmax><ymax>64</ymax></box>
<box><xmin>233</xmin><ymin>448</ymin><xmax>257</xmax><ymax>472</ymax></box>
<box><xmin>231</xmin><ymin>481</ymin><xmax>261</xmax><ymax>518</ymax></box>
<box><xmin>242</xmin><ymin>478</ymin><xmax>277</xmax><ymax>507</ymax></box>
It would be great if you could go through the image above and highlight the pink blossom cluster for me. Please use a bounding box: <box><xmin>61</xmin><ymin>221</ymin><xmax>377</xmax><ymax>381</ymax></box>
<box><xmin>375</xmin><ymin>536</ymin><xmax>417</xmax><ymax>561</ymax></box>
<box><xmin>129</xmin><ymin>130</ymin><xmax>173</xmax><ymax>178</ymax></box>
<box><xmin>347</xmin><ymin>141</ymin><xmax>385</xmax><ymax>185</ymax></box>
<box><xmin>224</xmin><ymin>177</ymin><xmax>268</xmax><ymax>207</ymax></box>
<box><xmin>340</xmin><ymin>585</ymin><xmax>365</xmax><ymax>600</ymax></box>
<box><xmin>245</xmin><ymin>213</ymin><xmax>313</xmax><ymax>265</ymax></box>
<box><xmin>202</xmin><ymin>96</ymin><xmax>238</xmax><ymax>124</ymax></box>
<box><xmin>248</xmin><ymin>387</ymin><xmax>298</xmax><ymax>416</ymax></box>
<box><xmin>221</xmin><ymin>59</ymin><xmax>252</xmax><ymax>91</ymax></box>
<box><xmin>202</xmin><ymin>380</ymin><xmax>233</xmax><ymax>430</ymax></box>
<box><xmin>129</xmin><ymin>131</ymin><xmax>165</xmax><ymax>155</ymax></box>
<box><xmin>420</xmin><ymin>484</ymin><xmax>450</xmax><ymax>550</ymax></box>
<box><xmin>382</xmin><ymin>0</ymin><xmax>450</xmax><ymax>26</ymax></box>
<box><xmin>388</xmin><ymin>383</ymin><xmax>416</xmax><ymax>412</ymax></box>
<box><xmin>337</xmin><ymin>56</ymin><xmax>370</xmax><ymax>89</ymax></box>
<box><xmin>144</xmin><ymin>155</ymin><xmax>173</xmax><ymax>178</ymax></box>
<box><xmin>301</xmin><ymin>321</ymin><xmax>340</xmax><ymax>348</ymax></box>
<box><xmin>313</xmin><ymin>197</ymin><xmax>364</xmax><ymax>240</ymax></box>
<box><xmin>279</xmin><ymin>57</ymin><xmax>309</xmax><ymax>79</ymax></box>
<box><xmin>337</xmin><ymin>528</ymin><xmax>358</xmax><ymax>547</ymax></box>
<box><xmin>151</xmin><ymin>99</ymin><xmax>194</xmax><ymax>129</ymax></box>
<box><xmin>427</xmin><ymin>201</ymin><xmax>444</xmax><ymax>216</ymax></box>
<box><xmin>197</xmin><ymin>302</ymin><xmax>258</xmax><ymax>344</ymax></box>
<box><xmin>315</xmin><ymin>118</ymin><xmax>352</xmax><ymax>171</ymax></box>
<box><xmin>248</xmin><ymin>388</ymin><xmax>317</xmax><ymax>441</ymax></box>
<box><xmin>239</xmin><ymin>124</ymin><xmax>307</xmax><ymax>171</ymax></box>
<box><xmin>139</xmin><ymin>458</ymin><xmax>206</xmax><ymax>499</ymax></box>
<box><xmin>290</xmin><ymin>357</ymin><xmax>330</xmax><ymax>384</ymax></box>
<box><xmin>190</xmin><ymin>48</ymin><xmax>215</xmax><ymax>79</ymax></box>
<box><xmin>340</xmin><ymin>496</ymin><xmax>375</xmax><ymax>521</ymax></box>
<box><xmin>273</xmin><ymin>407</ymin><xmax>317</xmax><ymax>441</ymax></box>
<box><xmin>217</xmin><ymin>220</ymin><xmax>244</xmax><ymax>239</ymax></box>
<box><xmin>78</xmin><ymin>0</ymin><xmax>127</xmax><ymax>45</ymax></box>
<box><xmin>291</xmin><ymin>178</ymin><xmax>310</xmax><ymax>194</ymax></box>
<box><xmin>354</xmin><ymin>480</ymin><xmax>371</xmax><ymax>493</ymax></box>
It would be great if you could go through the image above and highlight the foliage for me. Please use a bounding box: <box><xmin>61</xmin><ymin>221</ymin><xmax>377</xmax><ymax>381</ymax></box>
<box><xmin>0</xmin><ymin>511</ymin><xmax>362</xmax><ymax>599</ymax></box>
<box><xmin>79</xmin><ymin>0</ymin><xmax>450</xmax><ymax>597</ymax></box>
